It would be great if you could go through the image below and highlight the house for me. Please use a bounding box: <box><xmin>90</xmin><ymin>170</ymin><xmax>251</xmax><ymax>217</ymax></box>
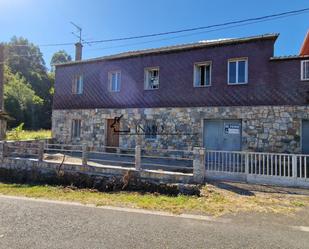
<box><xmin>52</xmin><ymin>32</ymin><xmax>309</xmax><ymax>153</ymax></box>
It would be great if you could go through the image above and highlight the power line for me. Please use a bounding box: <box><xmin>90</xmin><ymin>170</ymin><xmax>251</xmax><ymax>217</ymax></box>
<box><xmin>5</xmin><ymin>7</ymin><xmax>309</xmax><ymax>48</ymax></box>
<box><xmin>88</xmin><ymin>11</ymin><xmax>306</xmax><ymax>52</ymax></box>
<box><xmin>86</xmin><ymin>7</ymin><xmax>309</xmax><ymax>45</ymax></box>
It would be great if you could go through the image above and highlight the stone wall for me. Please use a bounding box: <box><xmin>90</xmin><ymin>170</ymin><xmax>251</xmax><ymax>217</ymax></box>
<box><xmin>52</xmin><ymin>105</ymin><xmax>309</xmax><ymax>153</ymax></box>
<box><xmin>1</xmin><ymin>139</ymin><xmax>51</xmax><ymax>158</ymax></box>
<box><xmin>0</xmin><ymin>158</ymin><xmax>194</xmax><ymax>187</ymax></box>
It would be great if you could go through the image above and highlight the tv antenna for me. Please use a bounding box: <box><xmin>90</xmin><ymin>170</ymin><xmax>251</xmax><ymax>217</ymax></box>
<box><xmin>70</xmin><ymin>22</ymin><xmax>92</xmax><ymax>46</ymax></box>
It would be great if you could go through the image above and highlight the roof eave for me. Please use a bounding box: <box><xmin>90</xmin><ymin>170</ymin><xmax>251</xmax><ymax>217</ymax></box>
<box><xmin>270</xmin><ymin>55</ymin><xmax>309</xmax><ymax>61</ymax></box>
<box><xmin>55</xmin><ymin>33</ymin><xmax>279</xmax><ymax>68</ymax></box>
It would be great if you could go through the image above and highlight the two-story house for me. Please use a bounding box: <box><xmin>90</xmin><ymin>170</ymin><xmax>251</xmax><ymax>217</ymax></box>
<box><xmin>53</xmin><ymin>32</ymin><xmax>309</xmax><ymax>153</ymax></box>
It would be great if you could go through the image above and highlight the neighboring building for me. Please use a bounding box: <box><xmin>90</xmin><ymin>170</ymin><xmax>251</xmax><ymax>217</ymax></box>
<box><xmin>53</xmin><ymin>32</ymin><xmax>309</xmax><ymax>153</ymax></box>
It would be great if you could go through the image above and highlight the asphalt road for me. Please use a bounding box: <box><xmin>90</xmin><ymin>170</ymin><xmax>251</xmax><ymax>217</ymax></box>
<box><xmin>0</xmin><ymin>196</ymin><xmax>309</xmax><ymax>249</ymax></box>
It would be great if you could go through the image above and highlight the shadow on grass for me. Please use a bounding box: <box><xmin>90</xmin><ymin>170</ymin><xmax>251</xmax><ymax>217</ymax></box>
<box><xmin>207</xmin><ymin>180</ymin><xmax>309</xmax><ymax>196</ymax></box>
<box><xmin>208</xmin><ymin>180</ymin><xmax>255</xmax><ymax>196</ymax></box>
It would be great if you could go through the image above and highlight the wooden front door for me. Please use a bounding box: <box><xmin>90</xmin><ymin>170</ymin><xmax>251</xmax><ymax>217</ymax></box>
<box><xmin>106</xmin><ymin>119</ymin><xmax>119</xmax><ymax>148</ymax></box>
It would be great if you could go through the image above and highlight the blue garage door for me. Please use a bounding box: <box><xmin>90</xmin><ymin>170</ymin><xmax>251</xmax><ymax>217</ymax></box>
<box><xmin>203</xmin><ymin>120</ymin><xmax>242</xmax><ymax>151</ymax></box>
<box><xmin>302</xmin><ymin>120</ymin><xmax>309</xmax><ymax>154</ymax></box>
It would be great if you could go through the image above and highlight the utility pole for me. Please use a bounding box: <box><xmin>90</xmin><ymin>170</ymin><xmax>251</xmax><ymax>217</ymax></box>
<box><xmin>0</xmin><ymin>44</ymin><xmax>4</xmax><ymax>111</ymax></box>
<box><xmin>0</xmin><ymin>44</ymin><xmax>6</xmax><ymax>140</ymax></box>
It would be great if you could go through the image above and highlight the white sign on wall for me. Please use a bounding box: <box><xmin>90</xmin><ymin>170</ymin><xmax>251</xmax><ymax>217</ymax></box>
<box><xmin>224</xmin><ymin>124</ymin><xmax>240</xmax><ymax>135</ymax></box>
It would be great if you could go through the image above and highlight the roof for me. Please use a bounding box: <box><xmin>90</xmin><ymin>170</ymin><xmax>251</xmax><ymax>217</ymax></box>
<box><xmin>300</xmin><ymin>30</ymin><xmax>309</xmax><ymax>56</ymax></box>
<box><xmin>270</xmin><ymin>55</ymin><xmax>309</xmax><ymax>61</ymax></box>
<box><xmin>55</xmin><ymin>33</ymin><xmax>279</xmax><ymax>67</ymax></box>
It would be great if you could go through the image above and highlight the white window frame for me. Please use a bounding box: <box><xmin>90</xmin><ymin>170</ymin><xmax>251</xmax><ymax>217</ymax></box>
<box><xmin>71</xmin><ymin>119</ymin><xmax>81</xmax><ymax>139</ymax></box>
<box><xmin>193</xmin><ymin>61</ymin><xmax>212</xmax><ymax>87</ymax></box>
<box><xmin>144</xmin><ymin>67</ymin><xmax>160</xmax><ymax>90</ymax></box>
<box><xmin>108</xmin><ymin>71</ymin><xmax>121</xmax><ymax>92</ymax></box>
<box><xmin>301</xmin><ymin>60</ymin><xmax>309</xmax><ymax>81</ymax></box>
<box><xmin>227</xmin><ymin>58</ymin><xmax>248</xmax><ymax>85</ymax></box>
<box><xmin>72</xmin><ymin>74</ymin><xmax>84</xmax><ymax>94</ymax></box>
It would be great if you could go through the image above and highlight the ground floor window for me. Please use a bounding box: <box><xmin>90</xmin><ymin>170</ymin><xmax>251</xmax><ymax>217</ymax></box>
<box><xmin>144</xmin><ymin>121</ymin><xmax>157</xmax><ymax>140</ymax></box>
<box><xmin>71</xmin><ymin>119</ymin><xmax>81</xmax><ymax>138</ymax></box>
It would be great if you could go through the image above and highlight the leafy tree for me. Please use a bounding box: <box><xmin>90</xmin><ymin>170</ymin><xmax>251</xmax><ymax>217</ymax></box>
<box><xmin>4</xmin><ymin>37</ymin><xmax>53</xmax><ymax>129</ymax></box>
<box><xmin>4</xmin><ymin>66</ymin><xmax>43</xmax><ymax>129</ymax></box>
<box><xmin>50</xmin><ymin>50</ymin><xmax>72</xmax><ymax>71</ymax></box>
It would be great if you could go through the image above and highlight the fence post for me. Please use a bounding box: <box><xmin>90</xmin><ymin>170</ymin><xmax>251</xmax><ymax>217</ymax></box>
<box><xmin>292</xmin><ymin>154</ymin><xmax>297</xmax><ymax>179</ymax></box>
<box><xmin>135</xmin><ymin>145</ymin><xmax>141</xmax><ymax>171</ymax></box>
<box><xmin>193</xmin><ymin>147</ymin><xmax>206</xmax><ymax>183</ymax></box>
<box><xmin>245</xmin><ymin>152</ymin><xmax>249</xmax><ymax>174</ymax></box>
<box><xmin>0</xmin><ymin>141</ymin><xmax>6</xmax><ymax>160</ymax></box>
<box><xmin>82</xmin><ymin>143</ymin><xmax>88</xmax><ymax>166</ymax></box>
<box><xmin>38</xmin><ymin>141</ymin><xmax>44</xmax><ymax>162</ymax></box>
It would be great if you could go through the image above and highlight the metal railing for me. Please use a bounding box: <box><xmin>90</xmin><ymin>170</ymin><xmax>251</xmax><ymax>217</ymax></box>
<box><xmin>87</xmin><ymin>145</ymin><xmax>136</xmax><ymax>167</ymax></box>
<box><xmin>140</xmin><ymin>147</ymin><xmax>193</xmax><ymax>173</ymax></box>
<box><xmin>296</xmin><ymin>154</ymin><xmax>309</xmax><ymax>179</ymax></box>
<box><xmin>42</xmin><ymin>143</ymin><xmax>194</xmax><ymax>172</ymax></box>
<box><xmin>247</xmin><ymin>152</ymin><xmax>293</xmax><ymax>177</ymax></box>
<box><xmin>205</xmin><ymin>150</ymin><xmax>309</xmax><ymax>181</ymax></box>
<box><xmin>205</xmin><ymin>150</ymin><xmax>245</xmax><ymax>173</ymax></box>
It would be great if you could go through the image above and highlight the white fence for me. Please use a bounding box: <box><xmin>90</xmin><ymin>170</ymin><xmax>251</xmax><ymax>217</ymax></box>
<box><xmin>205</xmin><ymin>150</ymin><xmax>309</xmax><ymax>187</ymax></box>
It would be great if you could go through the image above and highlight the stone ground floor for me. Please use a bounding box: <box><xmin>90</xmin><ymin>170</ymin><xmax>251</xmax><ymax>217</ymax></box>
<box><xmin>52</xmin><ymin>105</ymin><xmax>309</xmax><ymax>153</ymax></box>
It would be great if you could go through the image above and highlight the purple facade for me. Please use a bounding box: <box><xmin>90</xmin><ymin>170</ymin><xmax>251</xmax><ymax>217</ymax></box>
<box><xmin>53</xmin><ymin>35</ymin><xmax>309</xmax><ymax>110</ymax></box>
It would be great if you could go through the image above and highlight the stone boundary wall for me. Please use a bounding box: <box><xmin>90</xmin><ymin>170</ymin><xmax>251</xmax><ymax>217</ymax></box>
<box><xmin>0</xmin><ymin>158</ymin><xmax>193</xmax><ymax>185</ymax></box>
<box><xmin>52</xmin><ymin>105</ymin><xmax>309</xmax><ymax>153</ymax></box>
<box><xmin>0</xmin><ymin>139</ymin><xmax>52</xmax><ymax>159</ymax></box>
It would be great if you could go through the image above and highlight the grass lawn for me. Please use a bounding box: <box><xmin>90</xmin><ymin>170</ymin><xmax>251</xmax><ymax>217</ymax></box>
<box><xmin>0</xmin><ymin>182</ymin><xmax>308</xmax><ymax>216</ymax></box>
<box><xmin>6</xmin><ymin>129</ymin><xmax>51</xmax><ymax>141</ymax></box>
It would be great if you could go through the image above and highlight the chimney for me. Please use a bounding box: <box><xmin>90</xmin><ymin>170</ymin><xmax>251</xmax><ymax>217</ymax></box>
<box><xmin>300</xmin><ymin>30</ymin><xmax>309</xmax><ymax>56</ymax></box>
<box><xmin>75</xmin><ymin>42</ymin><xmax>83</xmax><ymax>61</ymax></box>
<box><xmin>0</xmin><ymin>45</ymin><xmax>4</xmax><ymax>111</ymax></box>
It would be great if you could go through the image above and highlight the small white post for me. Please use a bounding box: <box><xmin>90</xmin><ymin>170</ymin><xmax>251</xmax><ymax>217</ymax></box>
<box><xmin>193</xmin><ymin>147</ymin><xmax>206</xmax><ymax>183</ymax></box>
<box><xmin>135</xmin><ymin>145</ymin><xmax>141</xmax><ymax>171</ymax></box>
<box><xmin>38</xmin><ymin>141</ymin><xmax>45</xmax><ymax>162</ymax></box>
<box><xmin>245</xmin><ymin>152</ymin><xmax>249</xmax><ymax>174</ymax></box>
<box><xmin>244</xmin><ymin>152</ymin><xmax>249</xmax><ymax>182</ymax></box>
<box><xmin>82</xmin><ymin>143</ymin><xmax>88</xmax><ymax>166</ymax></box>
<box><xmin>292</xmin><ymin>154</ymin><xmax>297</xmax><ymax>179</ymax></box>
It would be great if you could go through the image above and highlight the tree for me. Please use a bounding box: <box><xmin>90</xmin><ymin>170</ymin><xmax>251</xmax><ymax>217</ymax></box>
<box><xmin>4</xmin><ymin>36</ymin><xmax>53</xmax><ymax>129</ymax></box>
<box><xmin>4</xmin><ymin>66</ymin><xmax>43</xmax><ymax>129</ymax></box>
<box><xmin>50</xmin><ymin>50</ymin><xmax>72</xmax><ymax>71</ymax></box>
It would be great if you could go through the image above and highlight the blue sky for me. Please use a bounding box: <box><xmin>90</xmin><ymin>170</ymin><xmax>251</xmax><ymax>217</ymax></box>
<box><xmin>0</xmin><ymin>0</ymin><xmax>308</xmax><ymax>69</ymax></box>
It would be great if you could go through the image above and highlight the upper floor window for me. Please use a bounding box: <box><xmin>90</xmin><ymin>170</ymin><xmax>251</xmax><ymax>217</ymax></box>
<box><xmin>301</xmin><ymin>60</ymin><xmax>309</xmax><ymax>81</ymax></box>
<box><xmin>71</xmin><ymin>119</ymin><xmax>81</xmax><ymax>138</ymax></box>
<box><xmin>194</xmin><ymin>62</ymin><xmax>211</xmax><ymax>87</ymax></box>
<box><xmin>108</xmin><ymin>71</ymin><xmax>121</xmax><ymax>92</ymax></box>
<box><xmin>228</xmin><ymin>58</ymin><xmax>248</xmax><ymax>85</ymax></box>
<box><xmin>144</xmin><ymin>67</ymin><xmax>159</xmax><ymax>90</ymax></box>
<box><xmin>72</xmin><ymin>75</ymin><xmax>83</xmax><ymax>94</ymax></box>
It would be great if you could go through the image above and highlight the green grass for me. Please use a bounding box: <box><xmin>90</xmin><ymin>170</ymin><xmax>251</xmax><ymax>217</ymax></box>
<box><xmin>6</xmin><ymin>129</ymin><xmax>51</xmax><ymax>141</ymax></box>
<box><xmin>0</xmin><ymin>182</ymin><xmax>308</xmax><ymax>216</ymax></box>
